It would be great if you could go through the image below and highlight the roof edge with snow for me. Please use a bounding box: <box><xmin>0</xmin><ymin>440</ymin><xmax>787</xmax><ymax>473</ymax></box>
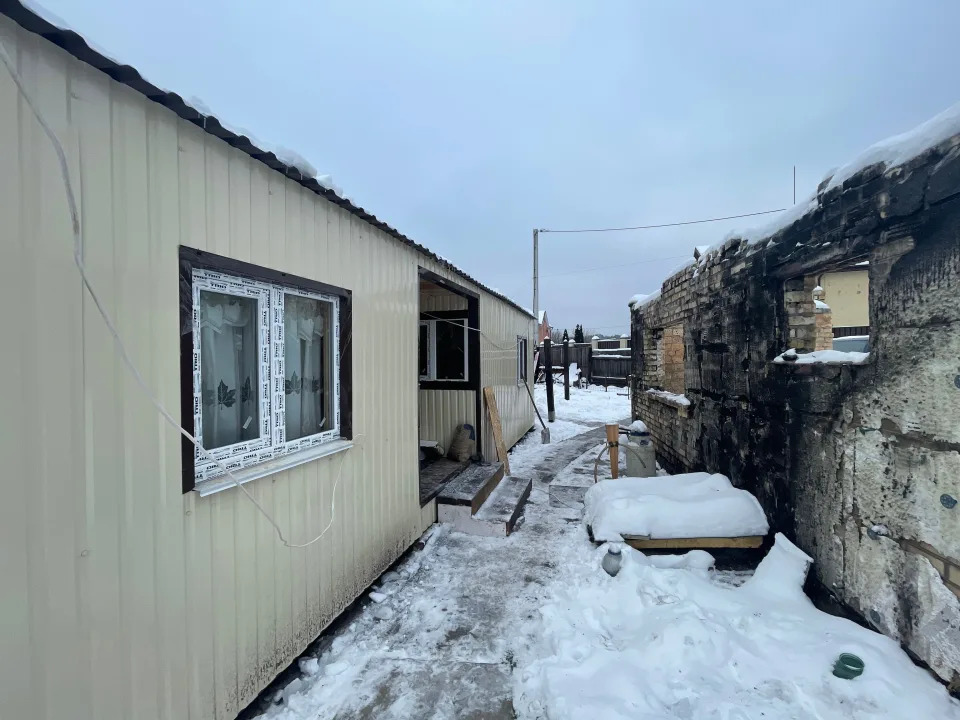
<box><xmin>0</xmin><ymin>0</ymin><xmax>535</xmax><ymax>319</ymax></box>
<box><xmin>627</xmin><ymin>100</ymin><xmax>960</xmax><ymax>311</ymax></box>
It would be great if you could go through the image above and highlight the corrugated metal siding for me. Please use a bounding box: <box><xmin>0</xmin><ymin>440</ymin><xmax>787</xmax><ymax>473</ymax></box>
<box><xmin>478</xmin><ymin>298</ymin><xmax>536</xmax><ymax>459</ymax></box>
<box><xmin>418</xmin><ymin>389</ymin><xmax>476</xmax><ymax>452</ymax></box>
<box><xmin>0</xmin><ymin>18</ymin><xmax>433</xmax><ymax>720</ymax></box>
<box><xmin>420</xmin><ymin>289</ymin><xmax>468</xmax><ymax>312</ymax></box>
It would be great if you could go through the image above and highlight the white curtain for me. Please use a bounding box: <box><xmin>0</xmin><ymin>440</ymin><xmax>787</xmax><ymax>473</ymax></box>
<box><xmin>284</xmin><ymin>295</ymin><xmax>329</xmax><ymax>441</ymax></box>
<box><xmin>199</xmin><ymin>292</ymin><xmax>259</xmax><ymax>450</ymax></box>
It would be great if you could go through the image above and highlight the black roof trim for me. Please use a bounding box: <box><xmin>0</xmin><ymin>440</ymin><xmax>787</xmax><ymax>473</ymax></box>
<box><xmin>0</xmin><ymin>0</ymin><xmax>533</xmax><ymax>318</ymax></box>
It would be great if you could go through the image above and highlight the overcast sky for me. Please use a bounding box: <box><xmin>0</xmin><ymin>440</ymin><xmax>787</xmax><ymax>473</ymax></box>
<box><xmin>40</xmin><ymin>0</ymin><xmax>960</xmax><ymax>335</ymax></box>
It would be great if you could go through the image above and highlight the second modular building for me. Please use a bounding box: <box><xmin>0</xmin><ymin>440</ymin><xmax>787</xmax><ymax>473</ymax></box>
<box><xmin>0</xmin><ymin>4</ymin><xmax>535</xmax><ymax>719</ymax></box>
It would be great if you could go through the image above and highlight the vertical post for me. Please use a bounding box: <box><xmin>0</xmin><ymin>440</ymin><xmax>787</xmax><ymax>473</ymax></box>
<box><xmin>532</xmin><ymin>228</ymin><xmax>539</xmax><ymax>322</ymax></box>
<box><xmin>563</xmin><ymin>339</ymin><xmax>570</xmax><ymax>401</ymax></box>
<box><xmin>543</xmin><ymin>338</ymin><xmax>555</xmax><ymax>422</ymax></box>
<box><xmin>605</xmin><ymin>423</ymin><xmax>619</xmax><ymax>479</ymax></box>
<box><xmin>587</xmin><ymin>345</ymin><xmax>593</xmax><ymax>385</ymax></box>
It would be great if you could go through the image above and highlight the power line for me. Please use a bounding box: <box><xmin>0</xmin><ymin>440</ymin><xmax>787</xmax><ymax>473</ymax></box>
<box><xmin>539</xmin><ymin>208</ymin><xmax>786</xmax><ymax>234</ymax></box>
<box><xmin>541</xmin><ymin>253</ymin><xmax>688</xmax><ymax>279</ymax></box>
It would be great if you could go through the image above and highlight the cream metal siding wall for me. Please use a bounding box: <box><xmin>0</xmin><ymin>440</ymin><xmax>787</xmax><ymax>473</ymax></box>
<box><xmin>420</xmin><ymin>288</ymin><xmax>468</xmax><ymax>312</ymax></box>
<box><xmin>0</xmin><ymin>19</ymin><xmax>435</xmax><ymax>720</ymax></box>
<box><xmin>418</xmin><ymin>389</ymin><xmax>475</xmax><ymax>452</ymax></box>
<box><xmin>478</xmin><ymin>297</ymin><xmax>536</xmax><ymax>457</ymax></box>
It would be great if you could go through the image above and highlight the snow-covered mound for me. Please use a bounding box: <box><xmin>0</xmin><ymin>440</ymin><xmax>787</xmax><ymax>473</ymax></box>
<box><xmin>514</xmin><ymin>535</ymin><xmax>960</xmax><ymax>720</ymax></box>
<box><xmin>584</xmin><ymin>472</ymin><xmax>769</xmax><ymax>541</ymax></box>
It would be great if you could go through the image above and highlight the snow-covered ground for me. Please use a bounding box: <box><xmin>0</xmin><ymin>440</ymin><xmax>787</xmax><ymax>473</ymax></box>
<box><xmin>532</xmin><ymin>381</ymin><xmax>631</xmax><ymax>426</ymax></box>
<box><xmin>249</xmin><ymin>384</ymin><xmax>959</xmax><ymax>720</ymax></box>
<box><xmin>514</xmin><ymin>536</ymin><xmax>960</xmax><ymax>719</ymax></box>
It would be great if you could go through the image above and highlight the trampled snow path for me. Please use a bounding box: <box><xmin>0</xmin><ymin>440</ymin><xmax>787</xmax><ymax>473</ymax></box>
<box><xmin>247</xmin><ymin>385</ymin><xmax>631</xmax><ymax>719</ymax></box>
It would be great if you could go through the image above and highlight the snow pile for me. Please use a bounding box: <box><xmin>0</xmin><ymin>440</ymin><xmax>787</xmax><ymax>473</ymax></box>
<box><xmin>584</xmin><ymin>472</ymin><xmax>769</xmax><ymax>541</ymax></box>
<box><xmin>646</xmin><ymin>388</ymin><xmax>691</xmax><ymax>406</ymax></box>
<box><xmin>627</xmin><ymin>419</ymin><xmax>648</xmax><ymax>433</ymax></box>
<box><xmin>514</xmin><ymin>535</ymin><xmax>960</xmax><ymax>720</ymax></box>
<box><xmin>815</xmin><ymin>299</ymin><xmax>831</xmax><ymax>310</ymax></box>
<box><xmin>774</xmin><ymin>348</ymin><xmax>870</xmax><ymax>365</ymax></box>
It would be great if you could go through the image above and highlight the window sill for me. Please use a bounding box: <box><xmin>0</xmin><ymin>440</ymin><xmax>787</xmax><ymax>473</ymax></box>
<box><xmin>194</xmin><ymin>439</ymin><xmax>354</xmax><ymax>497</ymax></box>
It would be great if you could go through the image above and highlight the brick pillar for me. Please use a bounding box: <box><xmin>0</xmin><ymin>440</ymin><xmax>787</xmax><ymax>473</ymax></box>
<box><xmin>784</xmin><ymin>277</ymin><xmax>817</xmax><ymax>352</ymax></box>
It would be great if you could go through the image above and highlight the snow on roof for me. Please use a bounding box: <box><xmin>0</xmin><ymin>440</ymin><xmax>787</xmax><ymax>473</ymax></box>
<box><xmin>3</xmin><ymin>1</ymin><xmax>536</xmax><ymax>318</ymax></box>
<box><xmin>538</xmin><ymin>310</ymin><xmax>546</xmax><ymax>323</ymax></box>
<box><xmin>814</xmin><ymin>299</ymin><xmax>831</xmax><ymax>311</ymax></box>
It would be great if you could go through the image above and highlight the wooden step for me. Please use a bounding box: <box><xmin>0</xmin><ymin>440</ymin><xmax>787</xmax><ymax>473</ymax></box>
<box><xmin>438</xmin><ymin>476</ymin><xmax>532</xmax><ymax>537</ymax></box>
<box><xmin>436</xmin><ymin>462</ymin><xmax>505</xmax><ymax>515</ymax></box>
<box><xmin>419</xmin><ymin>458</ymin><xmax>469</xmax><ymax>506</ymax></box>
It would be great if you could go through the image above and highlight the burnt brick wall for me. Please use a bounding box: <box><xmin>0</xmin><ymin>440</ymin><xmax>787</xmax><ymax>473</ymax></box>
<box><xmin>630</xmin><ymin>132</ymin><xmax>960</xmax><ymax>684</ymax></box>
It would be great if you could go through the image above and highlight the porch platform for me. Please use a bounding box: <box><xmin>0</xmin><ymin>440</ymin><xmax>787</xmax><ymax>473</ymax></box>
<box><xmin>420</xmin><ymin>458</ymin><xmax>470</xmax><ymax>507</ymax></box>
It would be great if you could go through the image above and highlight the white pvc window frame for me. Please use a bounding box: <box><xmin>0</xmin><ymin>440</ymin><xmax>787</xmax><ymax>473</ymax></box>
<box><xmin>191</xmin><ymin>268</ymin><xmax>341</xmax><ymax>482</ymax></box>
<box><xmin>419</xmin><ymin>317</ymin><xmax>469</xmax><ymax>382</ymax></box>
<box><xmin>418</xmin><ymin>320</ymin><xmax>435</xmax><ymax>381</ymax></box>
<box><xmin>517</xmin><ymin>335</ymin><xmax>528</xmax><ymax>385</ymax></box>
<box><xmin>274</xmin><ymin>287</ymin><xmax>341</xmax><ymax>455</ymax></box>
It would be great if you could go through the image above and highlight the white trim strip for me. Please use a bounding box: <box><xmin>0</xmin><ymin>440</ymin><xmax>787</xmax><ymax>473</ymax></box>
<box><xmin>194</xmin><ymin>439</ymin><xmax>354</xmax><ymax>497</ymax></box>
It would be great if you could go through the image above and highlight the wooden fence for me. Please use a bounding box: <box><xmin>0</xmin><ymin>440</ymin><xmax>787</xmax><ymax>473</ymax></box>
<box><xmin>534</xmin><ymin>342</ymin><xmax>631</xmax><ymax>387</ymax></box>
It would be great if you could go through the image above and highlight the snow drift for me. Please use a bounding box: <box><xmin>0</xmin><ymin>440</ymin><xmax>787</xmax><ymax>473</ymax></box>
<box><xmin>514</xmin><ymin>535</ymin><xmax>960</xmax><ymax>719</ymax></box>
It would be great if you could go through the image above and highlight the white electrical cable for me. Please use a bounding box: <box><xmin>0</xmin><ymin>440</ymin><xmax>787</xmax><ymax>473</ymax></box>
<box><xmin>0</xmin><ymin>39</ymin><xmax>355</xmax><ymax>549</ymax></box>
<box><xmin>420</xmin><ymin>312</ymin><xmax>526</xmax><ymax>353</ymax></box>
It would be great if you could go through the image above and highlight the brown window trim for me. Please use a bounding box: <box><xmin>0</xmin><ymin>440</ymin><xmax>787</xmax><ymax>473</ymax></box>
<box><xmin>179</xmin><ymin>246</ymin><xmax>353</xmax><ymax>494</ymax></box>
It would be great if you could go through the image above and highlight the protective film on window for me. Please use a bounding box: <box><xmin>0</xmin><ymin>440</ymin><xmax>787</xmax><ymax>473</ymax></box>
<box><xmin>282</xmin><ymin>293</ymin><xmax>336</xmax><ymax>443</ymax></box>
<box><xmin>192</xmin><ymin>269</ymin><xmax>273</xmax><ymax>479</ymax></box>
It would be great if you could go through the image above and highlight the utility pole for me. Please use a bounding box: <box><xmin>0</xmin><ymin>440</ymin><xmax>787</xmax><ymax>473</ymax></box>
<box><xmin>532</xmin><ymin>228</ymin><xmax>539</xmax><ymax>321</ymax></box>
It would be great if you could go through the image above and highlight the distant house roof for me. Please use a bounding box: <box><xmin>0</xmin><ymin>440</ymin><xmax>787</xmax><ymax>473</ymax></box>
<box><xmin>0</xmin><ymin>0</ymin><xmax>535</xmax><ymax>319</ymax></box>
<box><xmin>538</xmin><ymin>310</ymin><xmax>547</xmax><ymax>324</ymax></box>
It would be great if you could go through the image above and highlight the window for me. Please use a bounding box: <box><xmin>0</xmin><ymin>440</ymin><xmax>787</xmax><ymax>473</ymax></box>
<box><xmin>419</xmin><ymin>316</ymin><xmax>469</xmax><ymax>381</ymax></box>
<box><xmin>181</xmin><ymin>251</ymin><xmax>351</xmax><ymax>488</ymax></box>
<box><xmin>517</xmin><ymin>336</ymin><xmax>528</xmax><ymax>385</ymax></box>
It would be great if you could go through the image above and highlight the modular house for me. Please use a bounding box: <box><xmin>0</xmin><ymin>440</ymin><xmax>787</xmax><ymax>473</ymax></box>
<box><xmin>0</xmin><ymin>4</ymin><xmax>534</xmax><ymax>719</ymax></box>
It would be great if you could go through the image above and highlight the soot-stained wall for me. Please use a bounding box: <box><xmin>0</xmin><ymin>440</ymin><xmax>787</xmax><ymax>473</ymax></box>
<box><xmin>630</xmin><ymin>133</ymin><xmax>960</xmax><ymax>685</ymax></box>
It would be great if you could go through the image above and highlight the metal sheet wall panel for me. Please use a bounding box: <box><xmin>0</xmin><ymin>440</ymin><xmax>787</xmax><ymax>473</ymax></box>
<box><xmin>0</xmin><ymin>17</ymin><xmax>434</xmax><ymax>720</ymax></box>
<box><xmin>420</xmin><ymin>289</ymin><xmax>468</xmax><ymax>312</ymax></box>
<box><xmin>418</xmin><ymin>389</ymin><xmax>476</xmax><ymax>452</ymax></box>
